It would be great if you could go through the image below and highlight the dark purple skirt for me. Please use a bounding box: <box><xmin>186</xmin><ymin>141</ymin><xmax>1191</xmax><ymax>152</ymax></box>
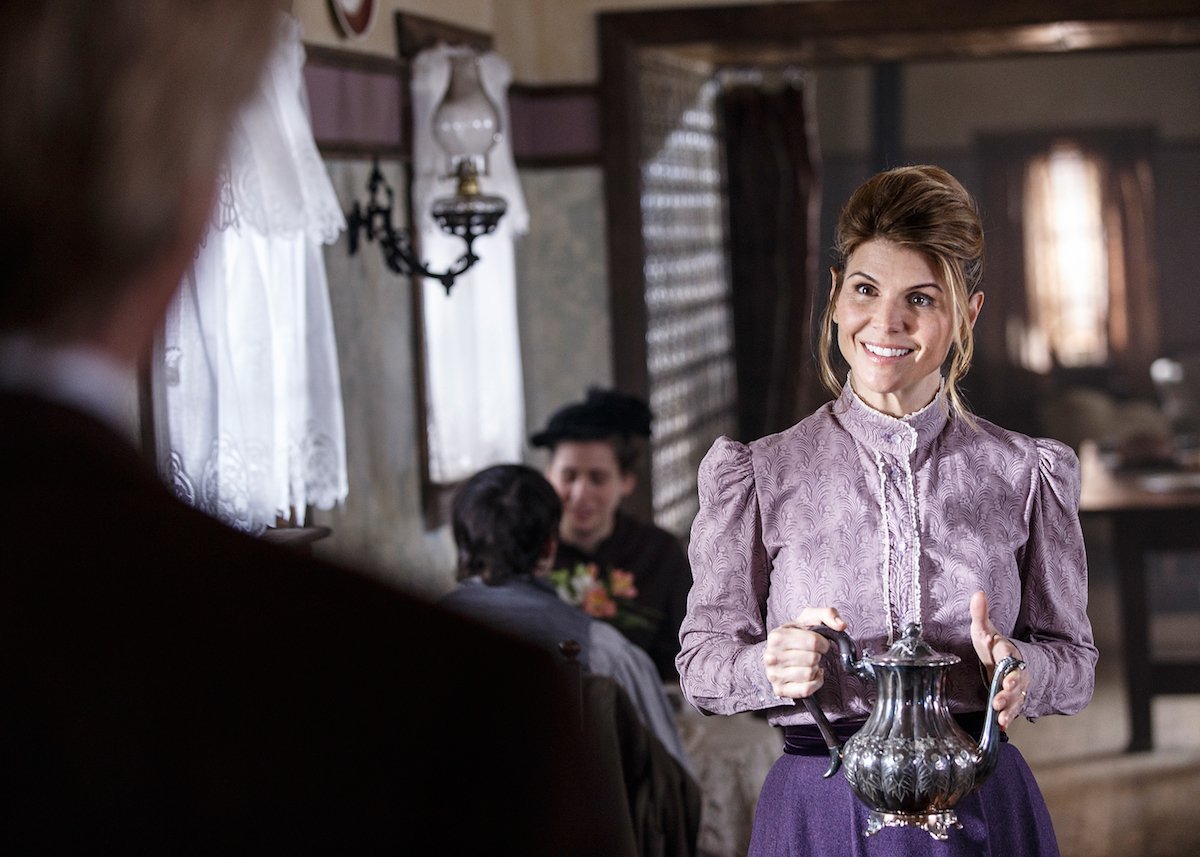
<box><xmin>748</xmin><ymin>737</ymin><xmax>1060</xmax><ymax>857</ymax></box>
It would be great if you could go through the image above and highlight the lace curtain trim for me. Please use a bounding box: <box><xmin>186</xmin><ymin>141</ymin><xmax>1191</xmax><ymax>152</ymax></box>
<box><xmin>211</xmin><ymin>13</ymin><xmax>346</xmax><ymax>245</ymax></box>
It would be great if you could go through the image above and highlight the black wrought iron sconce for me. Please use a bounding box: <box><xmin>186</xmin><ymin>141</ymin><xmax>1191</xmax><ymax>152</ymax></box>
<box><xmin>346</xmin><ymin>51</ymin><xmax>507</xmax><ymax>295</ymax></box>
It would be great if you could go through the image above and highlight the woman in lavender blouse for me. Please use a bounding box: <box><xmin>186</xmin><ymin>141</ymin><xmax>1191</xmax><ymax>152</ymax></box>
<box><xmin>677</xmin><ymin>165</ymin><xmax>1098</xmax><ymax>856</ymax></box>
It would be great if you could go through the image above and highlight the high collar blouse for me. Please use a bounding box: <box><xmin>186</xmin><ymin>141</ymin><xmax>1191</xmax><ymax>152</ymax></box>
<box><xmin>677</xmin><ymin>383</ymin><xmax>1097</xmax><ymax>727</ymax></box>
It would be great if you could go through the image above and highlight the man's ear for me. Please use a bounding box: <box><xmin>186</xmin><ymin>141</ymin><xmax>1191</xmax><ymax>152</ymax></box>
<box><xmin>533</xmin><ymin>536</ymin><xmax>558</xmax><ymax>577</ymax></box>
<box><xmin>620</xmin><ymin>472</ymin><xmax>636</xmax><ymax>499</ymax></box>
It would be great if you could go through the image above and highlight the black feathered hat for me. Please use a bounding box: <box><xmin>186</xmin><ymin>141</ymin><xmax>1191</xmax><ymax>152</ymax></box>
<box><xmin>529</xmin><ymin>387</ymin><xmax>652</xmax><ymax>448</ymax></box>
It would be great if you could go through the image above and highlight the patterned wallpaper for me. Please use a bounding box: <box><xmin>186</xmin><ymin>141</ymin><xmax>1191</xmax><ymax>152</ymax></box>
<box><xmin>516</xmin><ymin>166</ymin><xmax>613</xmax><ymax>457</ymax></box>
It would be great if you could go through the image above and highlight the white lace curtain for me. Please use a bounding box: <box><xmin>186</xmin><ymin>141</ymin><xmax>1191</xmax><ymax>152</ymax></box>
<box><xmin>411</xmin><ymin>44</ymin><xmax>529</xmax><ymax>484</ymax></box>
<box><xmin>151</xmin><ymin>13</ymin><xmax>349</xmax><ymax>534</ymax></box>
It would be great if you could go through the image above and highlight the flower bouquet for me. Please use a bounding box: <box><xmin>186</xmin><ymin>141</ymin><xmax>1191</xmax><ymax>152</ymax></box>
<box><xmin>548</xmin><ymin>562</ymin><xmax>656</xmax><ymax>632</ymax></box>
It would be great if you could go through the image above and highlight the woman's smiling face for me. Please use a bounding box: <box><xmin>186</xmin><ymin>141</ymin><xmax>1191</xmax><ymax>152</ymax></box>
<box><xmin>833</xmin><ymin>238</ymin><xmax>982</xmax><ymax>417</ymax></box>
<box><xmin>544</xmin><ymin>439</ymin><xmax>634</xmax><ymax>552</ymax></box>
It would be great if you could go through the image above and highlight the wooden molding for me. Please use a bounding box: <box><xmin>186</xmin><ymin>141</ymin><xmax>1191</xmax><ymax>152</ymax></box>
<box><xmin>314</xmin><ymin>140</ymin><xmax>407</xmax><ymax>161</ymax></box>
<box><xmin>394</xmin><ymin>12</ymin><xmax>491</xmax><ymax>59</ymax></box>
<box><xmin>509</xmin><ymin>83</ymin><xmax>602</xmax><ymax>167</ymax></box>
<box><xmin>303</xmin><ymin>42</ymin><xmax>405</xmax><ymax>74</ymax></box>
<box><xmin>597</xmin><ymin>0</ymin><xmax>1200</xmax><ymax>62</ymax></box>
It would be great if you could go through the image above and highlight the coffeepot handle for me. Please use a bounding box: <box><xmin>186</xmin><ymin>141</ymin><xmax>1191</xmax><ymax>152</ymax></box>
<box><xmin>799</xmin><ymin>626</ymin><xmax>863</xmax><ymax>778</ymax></box>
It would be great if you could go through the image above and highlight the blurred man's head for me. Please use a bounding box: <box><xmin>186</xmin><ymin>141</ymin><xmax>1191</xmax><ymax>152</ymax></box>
<box><xmin>452</xmin><ymin>464</ymin><xmax>564</xmax><ymax>585</ymax></box>
<box><xmin>0</xmin><ymin>1</ymin><xmax>279</xmax><ymax>352</ymax></box>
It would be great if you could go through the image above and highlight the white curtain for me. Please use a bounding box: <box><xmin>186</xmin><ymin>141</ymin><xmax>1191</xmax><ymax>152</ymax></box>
<box><xmin>411</xmin><ymin>44</ymin><xmax>528</xmax><ymax>484</ymax></box>
<box><xmin>152</xmin><ymin>13</ymin><xmax>349</xmax><ymax>534</ymax></box>
<box><xmin>1022</xmin><ymin>145</ymin><xmax>1110</xmax><ymax>371</ymax></box>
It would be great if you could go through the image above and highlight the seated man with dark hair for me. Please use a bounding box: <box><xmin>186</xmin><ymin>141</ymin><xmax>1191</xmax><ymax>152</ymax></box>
<box><xmin>445</xmin><ymin>464</ymin><xmax>701</xmax><ymax>856</ymax></box>
<box><xmin>444</xmin><ymin>463</ymin><xmax>692</xmax><ymax>774</ymax></box>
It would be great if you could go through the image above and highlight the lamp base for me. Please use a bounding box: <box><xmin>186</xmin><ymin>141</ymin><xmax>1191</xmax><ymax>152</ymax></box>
<box><xmin>431</xmin><ymin>192</ymin><xmax>506</xmax><ymax>239</ymax></box>
<box><xmin>344</xmin><ymin>157</ymin><xmax>507</xmax><ymax>294</ymax></box>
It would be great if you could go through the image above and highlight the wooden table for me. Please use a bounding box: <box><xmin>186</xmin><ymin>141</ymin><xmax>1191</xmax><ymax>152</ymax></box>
<box><xmin>1077</xmin><ymin>441</ymin><xmax>1200</xmax><ymax>752</ymax></box>
<box><xmin>260</xmin><ymin>524</ymin><xmax>332</xmax><ymax>555</ymax></box>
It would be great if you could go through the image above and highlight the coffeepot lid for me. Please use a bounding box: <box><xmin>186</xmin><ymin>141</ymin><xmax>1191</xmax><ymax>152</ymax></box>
<box><xmin>866</xmin><ymin>622</ymin><xmax>960</xmax><ymax>666</ymax></box>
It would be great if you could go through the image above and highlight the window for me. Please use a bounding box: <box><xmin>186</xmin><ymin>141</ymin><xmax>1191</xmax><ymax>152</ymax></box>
<box><xmin>638</xmin><ymin>52</ymin><xmax>739</xmax><ymax>538</ymax></box>
<box><xmin>992</xmin><ymin>132</ymin><xmax>1159</xmax><ymax>392</ymax></box>
<box><xmin>411</xmin><ymin>45</ymin><xmax>528</xmax><ymax>491</ymax></box>
<box><xmin>1020</xmin><ymin>144</ymin><xmax>1110</xmax><ymax>371</ymax></box>
<box><xmin>978</xmin><ymin>129</ymin><xmax>1159</xmax><ymax>432</ymax></box>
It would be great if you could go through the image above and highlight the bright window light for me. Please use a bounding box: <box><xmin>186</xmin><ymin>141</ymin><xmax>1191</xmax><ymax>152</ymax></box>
<box><xmin>1020</xmin><ymin>143</ymin><xmax>1110</xmax><ymax>370</ymax></box>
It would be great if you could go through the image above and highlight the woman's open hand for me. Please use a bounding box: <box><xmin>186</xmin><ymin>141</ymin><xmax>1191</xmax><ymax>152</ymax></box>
<box><xmin>969</xmin><ymin>590</ymin><xmax>1030</xmax><ymax>729</ymax></box>
<box><xmin>762</xmin><ymin>607</ymin><xmax>847</xmax><ymax>699</ymax></box>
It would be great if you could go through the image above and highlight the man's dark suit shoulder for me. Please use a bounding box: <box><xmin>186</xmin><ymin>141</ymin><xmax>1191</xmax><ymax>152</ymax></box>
<box><xmin>2</xmin><ymin>393</ymin><xmax>580</xmax><ymax>853</ymax></box>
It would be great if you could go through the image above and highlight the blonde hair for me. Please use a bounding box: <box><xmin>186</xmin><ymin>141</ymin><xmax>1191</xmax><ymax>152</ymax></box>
<box><xmin>817</xmin><ymin>164</ymin><xmax>985</xmax><ymax>420</ymax></box>
<box><xmin>0</xmin><ymin>0</ymin><xmax>279</xmax><ymax>339</ymax></box>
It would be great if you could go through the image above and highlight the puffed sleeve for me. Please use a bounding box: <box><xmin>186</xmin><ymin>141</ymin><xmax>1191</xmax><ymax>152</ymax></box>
<box><xmin>676</xmin><ymin>436</ymin><xmax>792</xmax><ymax>716</ymax></box>
<box><xmin>1015</xmin><ymin>438</ymin><xmax>1099</xmax><ymax>719</ymax></box>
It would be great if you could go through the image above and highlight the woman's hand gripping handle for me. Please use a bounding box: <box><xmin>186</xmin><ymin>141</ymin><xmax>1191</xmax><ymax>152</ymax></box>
<box><xmin>763</xmin><ymin>608</ymin><xmax>856</xmax><ymax>777</ymax></box>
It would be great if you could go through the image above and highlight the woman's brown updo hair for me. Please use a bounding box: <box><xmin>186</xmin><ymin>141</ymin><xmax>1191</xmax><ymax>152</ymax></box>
<box><xmin>817</xmin><ymin>164</ymin><xmax>985</xmax><ymax>420</ymax></box>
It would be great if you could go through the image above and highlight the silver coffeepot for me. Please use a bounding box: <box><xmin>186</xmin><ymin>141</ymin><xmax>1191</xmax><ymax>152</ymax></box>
<box><xmin>802</xmin><ymin>622</ymin><xmax>1025</xmax><ymax>839</ymax></box>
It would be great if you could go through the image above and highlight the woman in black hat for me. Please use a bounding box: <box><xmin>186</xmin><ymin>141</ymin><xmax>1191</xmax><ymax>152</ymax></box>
<box><xmin>531</xmin><ymin>388</ymin><xmax>691</xmax><ymax>681</ymax></box>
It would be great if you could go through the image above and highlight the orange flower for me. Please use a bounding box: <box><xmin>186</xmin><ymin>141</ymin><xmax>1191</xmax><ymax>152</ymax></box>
<box><xmin>581</xmin><ymin>583</ymin><xmax>617</xmax><ymax>618</ymax></box>
<box><xmin>609</xmin><ymin>569</ymin><xmax>638</xmax><ymax>599</ymax></box>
